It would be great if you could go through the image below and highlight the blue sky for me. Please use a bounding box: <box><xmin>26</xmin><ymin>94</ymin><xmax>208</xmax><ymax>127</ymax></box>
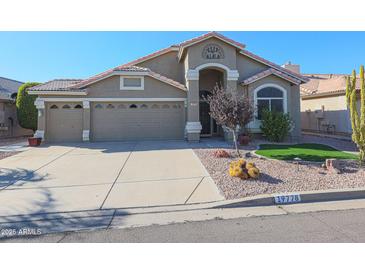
<box><xmin>0</xmin><ymin>31</ymin><xmax>364</xmax><ymax>83</ymax></box>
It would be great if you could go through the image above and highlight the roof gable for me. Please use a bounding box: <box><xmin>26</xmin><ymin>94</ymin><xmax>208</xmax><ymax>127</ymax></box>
<box><xmin>71</xmin><ymin>66</ymin><xmax>186</xmax><ymax>91</ymax></box>
<box><xmin>241</xmin><ymin>68</ymin><xmax>302</xmax><ymax>86</ymax></box>
<box><xmin>177</xmin><ymin>32</ymin><xmax>245</xmax><ymax>61</ymax></box>
<box><xmin>239</xmin><ymin>49</ymin><xmax>308</xmax><ymax>83</ymax></box>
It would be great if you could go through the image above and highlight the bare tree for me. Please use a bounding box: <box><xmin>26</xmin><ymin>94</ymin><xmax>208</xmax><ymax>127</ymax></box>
<box><xmin>204</xmin><ymin>84</ymin><xmax>253</xmax><ymax>157</ymax></box>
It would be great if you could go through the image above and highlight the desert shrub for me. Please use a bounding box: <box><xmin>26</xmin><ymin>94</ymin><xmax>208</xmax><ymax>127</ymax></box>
<box><xmin>260</xmin><ymin>109</ymin><xmax>292</xmax><ymax>142</ymax></box>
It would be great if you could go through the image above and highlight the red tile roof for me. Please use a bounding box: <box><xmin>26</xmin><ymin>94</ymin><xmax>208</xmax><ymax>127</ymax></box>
<box><xmin>300</xmin><ymin>74</ymin><xmax>361</xmax><ymax>98</ymax></box>
<box><xmin>179</xmin><ymin>31</ymin><xmax>245</xmax><ymax>50</ymax></box>
<box><xmin>241</xmin><ymin>68</ymin><xmax>302</xmax><ymax>85</ymax></box>
<box><xmin>27</xmin><ymin>79</ymin><xmax>83</xmax><ymax>91</ymax></box>
<box><xmin>71</xmin><ymin>66</ymin><xmax>186</xmax><ymax>91</ymax></box>
<box><xmin>121</xmin><ymin>46</ymin><xmax>179</xmax><ymax>67</ymax></box>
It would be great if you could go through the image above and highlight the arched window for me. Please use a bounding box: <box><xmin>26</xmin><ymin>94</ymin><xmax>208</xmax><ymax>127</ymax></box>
<box><xmin>151</xmin><ymin>104</ymin><xmax>160</xmax><ymax>109</ymax></box>
<box><xmin>95</xmin><ymin>104</ymin><xmax>103</xmax><ymax>109</ymax></box>
<box><xmin>162</xmin><ymin>104</ymin><xmax>170</xmax><ymax>109</ymax></box>
<box><xmin>255</xmin><ymin>85</ymin><xmax>286</xmax><ymax>120</ymax></box>
<box><xmin>106</xmin><ymin>104</ymin><xmax>115</xmax><ymax>109</ymax></box>
<box><xmin>118</xmin><ymin>104</ymin><xmax>126</xmax><ymax>109</ymax></box>
<box><xmin>140</xmin><ymin>104</ymin><xmax>148</xmax><ymax>109</ymax></box>
<box><xmin>50</xmin><ymin>104</ymin><xmax>58</xmax><ymax>109</ymax></box>
<box><xmin>129</xmin><ymin>104</ymin><xmax>138</xmax><ymax>109</ymax></box>
<box><xmin>62</xmin><ymin>104</ymin><xmax>71</xmax><ymax>109</ymax></box>
<box><xmin>74</xmin><ymin>104</ymin><xmax>83</xmax><ymax>109</ymax></box>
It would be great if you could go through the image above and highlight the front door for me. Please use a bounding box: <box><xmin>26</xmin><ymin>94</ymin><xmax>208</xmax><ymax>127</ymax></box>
<box><xmin>199</xmin><ymin>101</ymin><xmax>218</xmax><ymax>136</ymax></box>
<box><xmin>200</xmin><ymin>101</ymin><xmax>211</xmax><ymax>135</ymax></box>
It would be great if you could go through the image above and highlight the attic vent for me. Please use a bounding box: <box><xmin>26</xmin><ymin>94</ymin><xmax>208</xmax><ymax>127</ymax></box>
<box><xmin>202</xmin><ymin>44</ymin><xmax>224</xmax><ymax>59</ymax></box>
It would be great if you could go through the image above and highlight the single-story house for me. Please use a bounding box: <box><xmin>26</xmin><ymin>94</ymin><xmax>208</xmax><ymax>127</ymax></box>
<box><xmin>300</xmin><ymin>73</ymin><xmax>360</xmax><ymax>137</ymax></box>
<box><xmin>28</xmin><ymin>32</ymin><xmax>307</xmax><ymax>143</ymax></box>
<box><xmin>0</xmin><ymin>76</ymin><xmax>33</xmax><ymax>138</ymax></box>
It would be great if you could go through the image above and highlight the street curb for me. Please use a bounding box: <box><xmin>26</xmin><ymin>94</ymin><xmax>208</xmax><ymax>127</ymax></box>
<box><xmin>2</xmin><ymin>187</ymin><xmax>365</xmax><ymax>239</ymax></box>
<box><xmin>2</xmin><ymin>187</ymin><xmax>365</xmax><ymax>223</ymax></box>
<box><xmin>214</xmin><ymin>187</ymin><xmax>365</xmax><ymax>208</ymax></box>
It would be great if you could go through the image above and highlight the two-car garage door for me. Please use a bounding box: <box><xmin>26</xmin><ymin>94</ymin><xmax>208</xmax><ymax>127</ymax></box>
<box><xmin>45</xmin><ymin>101</ymin><xmax>185</xmax><ymax>142</ymax></box>
<box><xmin>46</xmin><ymin>102</ymin><xmax>185</xmax><ymax>142</ymax></box>
<box><xmin>91</xmin><ymin>102</ymin><xmax>185</xmax><ymax>141</ymax></box>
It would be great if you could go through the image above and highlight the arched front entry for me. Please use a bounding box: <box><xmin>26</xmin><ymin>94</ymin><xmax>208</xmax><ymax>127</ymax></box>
<box><xmin>198</xmin><ymin>68</ymin><xmax>225</xmax><ymax>136</ymax></box>
<box><xmin>185</xmin><ymin>63</ymin><xmax>239</xmax><ymax>142</ymax></box>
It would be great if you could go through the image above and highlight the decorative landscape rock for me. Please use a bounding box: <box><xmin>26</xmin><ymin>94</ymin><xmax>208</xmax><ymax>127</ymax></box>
<box><xmin>213</xmin><ymin>149</ymin><xmax>231</xmax><ymax>158</ymax></box>
<box><xmin>229</xmin><ymin>158</ymin><xmax>260</xmax><ymax>180</ymax></box>
<box><xmin>325</xmin><ymin>158</ymin><xmax>341</xmax><ymax>174</ymax></box>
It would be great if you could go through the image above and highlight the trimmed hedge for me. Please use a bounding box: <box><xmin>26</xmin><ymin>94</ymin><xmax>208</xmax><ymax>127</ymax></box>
<box><xmin>16</xmin><ymin>82</ymin><xmax>41</xmax><ymax>132</ymax></box>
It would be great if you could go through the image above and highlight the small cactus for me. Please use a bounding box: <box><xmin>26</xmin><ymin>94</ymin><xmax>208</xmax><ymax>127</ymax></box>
<box><xmin>246</xmin><ymin>162</ymin><xmax>255</xmax><ymax>169</ymax></box>
<box><xmin>346</xmin><ymin>65</ymin><xmax>365</xmax><ymax>165</ymax></box>
<box><xmin>229</xmin><ymin>159</ymin><xmax>260</xmax><ymax>179</ymax></box>
<box><xmin>247</xmin><ymin>167</ymin><xmax>260</xmax><ymax>179</ymax></box>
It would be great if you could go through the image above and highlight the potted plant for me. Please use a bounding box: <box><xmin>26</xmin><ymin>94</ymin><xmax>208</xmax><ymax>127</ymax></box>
<box><xmin>238</xmin><ymin>132</ymin><xmax>250</xmax><ymax>145</ymax></box>
<box><xmin>28</xmin><ymin>136</ymin><xmax>42</xmax><ymax>146</ymax></box>
<box><xmin>16</xmin><ymin>82</ymin><xmax>42</xmax><ymax>147</ymax></box>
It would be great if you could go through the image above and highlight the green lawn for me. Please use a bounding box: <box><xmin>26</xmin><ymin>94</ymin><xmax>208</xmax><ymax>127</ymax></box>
<box><xmin>255</xmin><ymin>143</ymin><xmax>358</xmax><ymax>162</ymax></box>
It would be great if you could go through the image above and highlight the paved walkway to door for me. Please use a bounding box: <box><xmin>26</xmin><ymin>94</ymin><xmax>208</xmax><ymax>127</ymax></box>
<box><xmin>0</xmin><ymin>141</ymin><xmax>224</xmax><ymax>218</ymax></box>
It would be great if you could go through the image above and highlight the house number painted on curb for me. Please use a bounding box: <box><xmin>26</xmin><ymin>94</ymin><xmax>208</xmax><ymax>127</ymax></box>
<box><xmin>274</xmin><ymin>194</ymin><xmax>301</xmax><ymax>204</ymax></box>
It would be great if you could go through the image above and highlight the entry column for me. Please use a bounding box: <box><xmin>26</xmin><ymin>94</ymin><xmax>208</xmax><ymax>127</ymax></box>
<box><xmin>34</xmin><ymin>98</ymin><xmax>45</xmax><ymax>139</ymax></box>
<box><xmin>82</xmin><ymin>100</ymin><xmax>90</xmax><ymax>141</ymax></box>
<box><xmin>185</xmin><ymin>70</ymin><xmax>202</xmax><ymax>142</ymax></box>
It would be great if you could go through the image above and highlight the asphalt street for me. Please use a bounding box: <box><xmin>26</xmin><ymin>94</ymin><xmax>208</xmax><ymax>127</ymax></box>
<box><xmin>2</xmin><ymin>207</ymin><xmax>365</xmax><ymax>242</ymax></box>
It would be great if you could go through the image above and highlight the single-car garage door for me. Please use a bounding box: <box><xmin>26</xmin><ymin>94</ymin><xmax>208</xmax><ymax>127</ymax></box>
<box><xmin>91</xmin><ymin>102</ymin><xmax>185</xmax><ymax>141</ymax></box>
<box><xmin>46</xmin><ymin>103</ymin><xmax>83</xmax><ymax>142</ymax></box>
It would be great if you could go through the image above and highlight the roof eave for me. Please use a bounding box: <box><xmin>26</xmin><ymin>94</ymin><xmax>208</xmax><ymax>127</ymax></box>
<box><xmin>27</xmin><ymin>90</ymin><xmax>88</xmax><ymax>96</ymax></box>
<box><xmin>301</xmin><ymin>90</ymin><xmax>346</xmax><ymax>99</ymax></box>
<box><xmin>240</xmin><ymin>70</ymin><xmax>302</xmax><ymax>86</ymax></box>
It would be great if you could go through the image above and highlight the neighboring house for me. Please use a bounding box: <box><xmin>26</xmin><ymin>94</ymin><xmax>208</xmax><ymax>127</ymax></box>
<box><xmin>0</xmin><ymin>77</ymin><xmax>33</xmax><ymax>138</ymax></box>
<box><xmin>28</xmin><ymin>32</ymin><xmax>307</xmax><ymax>143</ymax></box>
<box><xmin>300</xmin><ymin>73</ymin><xmax>359</xmax><ymax>137</ymax></box>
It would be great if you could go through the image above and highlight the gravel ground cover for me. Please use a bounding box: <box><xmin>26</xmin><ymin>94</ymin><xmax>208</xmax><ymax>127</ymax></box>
<box><xmin>0</xmin><ymin>137</ymin><xmax>27</xmax><ymax>160</ymax></box>
<box><xmin>0</xmin><ymin>151</ymin><xmax>20</xmax><ymax>160</ymax></box>
<box><xmin>194</xmin><ymin>145</ymin><xmax>365</xmax><ymax>200</ymax></box>
<box><xmin>0</xmin><ymin>137</ymin><xmax>27</xmax><ymax>146</ymax></box>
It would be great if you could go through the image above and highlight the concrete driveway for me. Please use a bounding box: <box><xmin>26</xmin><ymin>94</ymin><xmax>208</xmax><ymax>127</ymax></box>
<box><xmin>0</xmin><ymin>141</ymin><xmax>224</xmax><ymax>217</ymax></box>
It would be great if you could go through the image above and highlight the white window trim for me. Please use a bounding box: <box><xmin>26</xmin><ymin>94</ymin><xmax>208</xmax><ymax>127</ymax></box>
<box><xmin>249</xmin><ymin>83</ymin><xmax>288</xmax><ymax>130</ymax></box>
<box><xmin>120</xmin><ymin>76</ymin><xmax>144</xmax><ymax>90</ymax></box>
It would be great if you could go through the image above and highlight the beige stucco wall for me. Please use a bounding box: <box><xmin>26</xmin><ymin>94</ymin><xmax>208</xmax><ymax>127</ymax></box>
<box><xmin>301</xmin><ymin>94</ymin><xmax>351</xmax><ymax>134</ymax></box>
<box><xmin>136</xmin><ymin>50</ymin><xmax>185</xmax><ymax>84</ymax></box>
<box><xmin>0</xmin><ymin>101</ymin><xmax>33</xmax><ymax>138</ymax></box>
<box><xmin>236</xmin><ymin>54</ymin><xmax>268</xmax><ymax>80</ymax></box>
